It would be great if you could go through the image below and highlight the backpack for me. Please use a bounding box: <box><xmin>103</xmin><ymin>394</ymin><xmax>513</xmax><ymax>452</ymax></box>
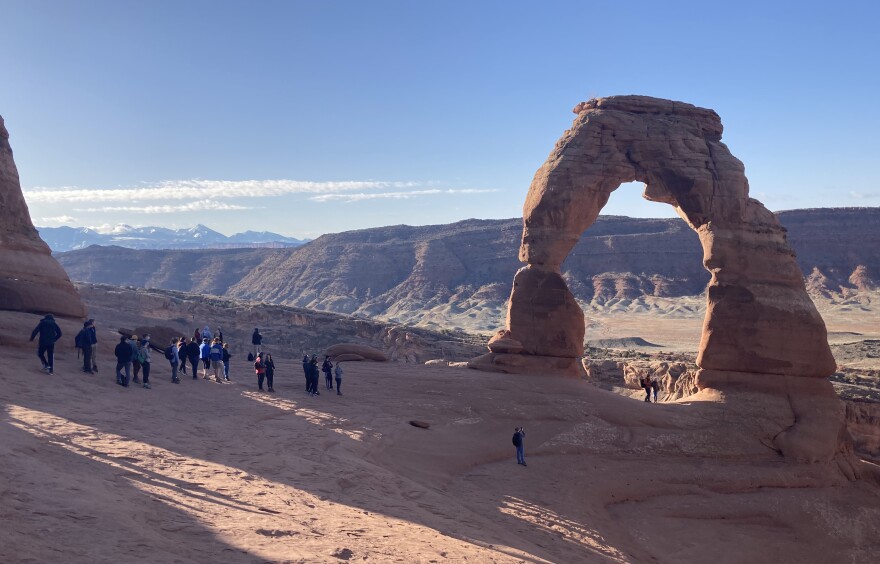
<box><xmin>164</xmin><ymin>345</ymin><xmax>175</xmax><ymax>360</ymax></box>
<box><xmin>512</xmin><ymin>432</ymin><xmax>521</xmax><ymax>447</ymax></box>
<box><xmin>74</xmin><ymin>329</ymin><xmax>86</xmax><ymax>349</ymax></box>
<box><xmin>247</xmin><ymin>352</ymin><xmax>254</xmax><ymax>362</ymax></box>
<box><xmin>136</xmin><ymin>348</ymin><xmax>146</xmax><ymax>363</ymax></box>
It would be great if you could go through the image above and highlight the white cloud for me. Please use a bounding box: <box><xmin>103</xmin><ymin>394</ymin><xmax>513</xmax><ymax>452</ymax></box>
<box><xmin>75</xmin><ymin>201</ymin><xmax>258</xmax><ymax>214</ymax></box>
<box><xmin>23</xmin><ymin>179</ymin><xmax>422</xmax><ymax>204</ymax></box>
<box><xmin>310</xmin><ymin>188</ymin><xmax>499</xmax><ymax>203</ymax></box>
<box><xmin>39</xmin><ymin>215</ymin><xmax>78</xmax><ymax>224</ymax></box>
<box><xmin>849</xmin><ymin>191</ymin><xmax>879</xmax><ymax>200</ymax></box>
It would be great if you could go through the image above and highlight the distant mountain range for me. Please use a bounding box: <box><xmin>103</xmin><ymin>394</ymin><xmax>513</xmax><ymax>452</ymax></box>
<box><xmin>37</xmin><ymin>224</ymin><xmax>308</xmax><ymax>251</ymax></box>
<box><xmin>54</xmin><ymin>208</ymin><xmax>880</xmax><ymax>333</ymax></box>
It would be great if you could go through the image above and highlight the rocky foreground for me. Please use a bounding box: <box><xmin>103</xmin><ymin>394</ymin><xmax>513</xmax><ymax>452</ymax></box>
<box><xmin>2</xmin><ymin>305</ymin><xmax>880</xmax><ymax>563</ymax></box>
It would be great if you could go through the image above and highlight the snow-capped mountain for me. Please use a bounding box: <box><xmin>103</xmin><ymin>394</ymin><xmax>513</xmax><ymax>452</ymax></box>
<box><xmin>37</xmin><ymin>224</ymin><xmax>307</xmax><ymax>252</ymax></box>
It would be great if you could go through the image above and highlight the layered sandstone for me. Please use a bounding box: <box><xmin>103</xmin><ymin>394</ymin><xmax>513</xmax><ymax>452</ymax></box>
<box><xmin>473</xmin><ymin>95</ymin><xmax>844</xmax><ymax>461</ymax></box>
<box><xmin>0</xmin><ymin>116</ymin><xmax>85</xmax><ymax>318</ymax></box>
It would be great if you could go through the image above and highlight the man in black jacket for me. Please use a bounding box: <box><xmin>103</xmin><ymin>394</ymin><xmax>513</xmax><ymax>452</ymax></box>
<box><xmin>30</xmin><ymin>314</ymin><xmax>62</xmax><ymax>375</ymax></box>
<box><xmin>114</xmin><ymin>334</ymin><xmax>133</xmax><ymax>386</ymax></box>
<box><xmin>185</xmin><ymin>338</ymin><xmax>201</xmax><ymax>380</ymax></box>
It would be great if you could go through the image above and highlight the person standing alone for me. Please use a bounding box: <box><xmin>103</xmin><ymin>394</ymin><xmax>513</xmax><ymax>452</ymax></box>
<box><xmin>30</xmin><ymin>314</ymin><xmax>62</xmax><ymax>375</ymax></box>
<box><xmin>512</xmin><ymin>427</ymin><xmax>526</xmax><ymax>466</ymax></box>
<box><xmin>334</xmin><ymin>362</ymin><xmax>343</xmax><ymax>395</ymax></box>
<box><xmin>252</xmin><ymin>328</ymin><xmax>263</xmax><ymax>357</ymax></box>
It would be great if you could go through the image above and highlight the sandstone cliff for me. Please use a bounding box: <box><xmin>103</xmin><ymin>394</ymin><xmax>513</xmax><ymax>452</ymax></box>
<box><xmin>0</xmin><ymin>116</ymin><xmax>85</xmax><ymax>318</ymax></box>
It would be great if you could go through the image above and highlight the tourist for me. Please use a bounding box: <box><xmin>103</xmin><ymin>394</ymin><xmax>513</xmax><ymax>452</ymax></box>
<box><xmin>30</xmin><ymin>314</ymin><xmax>62</xmax><ymax>375</ymax></box>
<box><xmin>642</xmin><ymin>376</ymin><xmax>653</xmax><ymax>403</ymax></box>
<box><xmin>209</xmin><ymin>338</ymin><xmax>224</xmax><ymax>382</ymax></box>
<box><xmin>86</xmin><ymin>319</ymin><xmax>98</xmax><ymax>372</ymax></box>
<box><xmin>222</xmin><ymin>342</ymin><xmax>231</xmax><ymax>381</ymax></box>
<box><xmin>177</xmin><ymin>338</ymin><xmax>187</xmax><ymax>375</ymax></box>
<box><xmin>138</xmin><ymin>334</ymin><xmax>152</xmax><ymax>389</ymax></box>
<box><xmin>334</xmin><ymin>361</ymin><xmax>343</xmax><ymax>395</ymax></box>
<box><xmin>193</xmin><ymin>327</ymin><xmax>201</xmax><ymax>343</ymax></box>
<box><xmin>513</xmin><ymin>427</ymin><xmax>526</xmax><ymax>466</ymax></box>
<box><xmin>75</xmin><ymin>321</ymin><xmax>93</xmax><ymax>374</ymax></box>
<box><xmin>217</xmin><ymin>326</ymin><xmax>224</xmax><ymax>343</ymax></box>
<box><xmin>114</xmin><ymin>334</ymin><xmax>132</xmax><ymax>387</ymax></box>
<box><xmin>185</xmin><ymin>337</ymin><xmax>201</xmax><ymax>380</ymax></box>
<box><xmin>254</xmin><ymin>352</ymin><xmax>266</xmax><ymax>390</ymax></box>
<box><xmin>252</xmin><ymin>328</ymin><xmax>263</xmax><ymax>356</ymax></box>
<box><xmin>199</xmin><ymin>338</ymin><xmax>211</xmax><ymax>379</ymax></box>
<box><xmin>322</xmin><ymin>355</ymin><xmax>333</xmax><ymax>390</ymax></box>
<box><xmin>167</xmin><ymin>337</ymin><xmax>180</xmax><ymax>384</ymax></box>
<box><xmin>651</xmin><ymin>378</ymin><xmax>660</xmax><ymax>403</ymax></box>
<box><xmin>308</xmin><ymin>355</ymin><xmax>320</xmax><ymax>396</ymax></box>
<box><xmin>130</xmin><ymin>335</ymin><xmax>142</xmax><ymax>384</ymax></box>
<box><xmin>202</xmin><ymin>325</ymin><xmax>213</xmax><ymax>343</ymax></box>
<box><xmin>264</xmin><ymin>352</ymin><xmax>276</xmax><ymax>393</ymax></box>
<box><xmin>302</xmin><ymin>354</ymin><xmax>309</xmax><ymax>392</ymax></box>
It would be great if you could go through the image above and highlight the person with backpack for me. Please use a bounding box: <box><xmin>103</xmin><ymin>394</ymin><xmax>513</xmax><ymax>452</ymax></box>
<box><xmin>114</xmin><ymin>334</ymin><xmax>133</xmax><ymax>387</ymax></box>
<box><xmin>322</xmin><ymin>356</ymin><xmax>333</xmax><ymax>390</ymax></box>
<box><xmin>512</xmin><ymin>427</ymin><xmax>526</xmax><ymax>466</ymax></box>
<box><xmin>222</xmin><ymin>342</ymin><xmax>231</xmax><ymax>382</ymax></box>
<box><xmin>252</xmin><ymin>328</ymin><xmax>263</xmax><ymax>357</ymax></box>
<box><xmin>138</xmin><ymin>334</ymin><xmax>152</xmax><ymax>389</ymax></box>
<box><xmin>264</xmin><ymin>352</ymin><xmax>276</xmax><ymax>393</ymax></box>
<box><xmin>30</xmin><ymin>314</ymin><xmax>62</xmax><ymax>375</ymax></box>
<box><xmin>75</xmin><ymin>321</ymin><xmax>93</xmax><ymax>374</ymax></box>
<box><xmin>334</xmin><ymin>362</ymin><xmax>343</xmax><ymax>396</ymax></box>
<box><xmin>166</xmin><ymin>337</ymin><xmax>180</xmax><ymax>384</ymax></box>
<box><xmin>254</xmin><ymin>352</ymin><xmax>266</xmax><ymax>391</ymax></box>
<box><xmin>86</xmin><ymin>319</ymin><xmax>98</xmax><ymax>372</ymax></box>
<box><xmin>199</xmin><ymin>338</ymin><xmax>211</xmax><ymax>379</ymax></box>
<box><xmin>642</xmin><ymin>376</ymin><xmax>653</xmax><ymax>403</ymax></box>
<box><xmin>185</xmin><ymin>337</ymin><xmax>200</xmax><ymax>380</ymax></box>
<box><xmin>209</xmin><ymin>338</ymin><xmax>224</xmax><ymax>383</ymax></box>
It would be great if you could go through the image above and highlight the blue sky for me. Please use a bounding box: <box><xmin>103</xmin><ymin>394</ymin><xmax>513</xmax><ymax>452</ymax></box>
<box><xmin>2</xmin><ymin>0</ymin><xmax>878</xmax><ymax>238</ymax></box>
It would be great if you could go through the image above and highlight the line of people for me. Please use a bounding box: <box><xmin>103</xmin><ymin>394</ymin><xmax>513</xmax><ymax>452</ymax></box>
<box><xmin>30</xmin><ymin>317</ymin><xmax>347</xmax><ymax>397</ymax></box>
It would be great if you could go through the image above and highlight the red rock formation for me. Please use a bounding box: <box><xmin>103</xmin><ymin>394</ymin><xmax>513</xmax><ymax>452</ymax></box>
<box><xmin>472</xmin><ymin>96</ymin><xmax>846</xmax><ymax>462</ymax></box>
<box><xmin>0</xmin><ymin>116</ymin><xmax>85</xmax><ymax>318</ymax></box>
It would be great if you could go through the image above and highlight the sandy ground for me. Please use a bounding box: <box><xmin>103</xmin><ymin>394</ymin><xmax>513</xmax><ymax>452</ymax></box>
<box><xmin>2</xmin><ymin>310</ymin><xmax>880</xmax><ymax>563</ymax></box>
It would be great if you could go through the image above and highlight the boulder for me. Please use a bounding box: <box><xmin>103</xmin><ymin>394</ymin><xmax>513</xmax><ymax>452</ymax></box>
<box><xmin>325</xmin><ymin>343</ymin><xmax>388</xmax><ymax>362</ymax></box>
<box><xmin>0</xmin><ymin>116</ymin><xmax>86</xmax><ymax>318</ymax></box>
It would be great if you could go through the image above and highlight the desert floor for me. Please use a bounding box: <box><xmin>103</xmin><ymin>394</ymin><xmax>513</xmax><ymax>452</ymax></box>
<box><xmin>2</xmin><ymin>310</ymin><xmax>880</xmax><ymax>563</ymax></box>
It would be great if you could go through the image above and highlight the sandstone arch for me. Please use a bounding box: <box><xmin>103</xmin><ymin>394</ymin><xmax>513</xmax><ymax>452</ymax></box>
<box><xmin>0</xmin><ymin>115</ymin><xmax>86</xmax><ymax>318</ymax></box>
<box><xmin>473</xmin><ymin>95</ymin><xmax>835</xmax><ymax>377</ymax></box>
<box><xmin>469</xmin><ymin>96</ymin><xmax>846</xmax><ymax>461</ymax></box>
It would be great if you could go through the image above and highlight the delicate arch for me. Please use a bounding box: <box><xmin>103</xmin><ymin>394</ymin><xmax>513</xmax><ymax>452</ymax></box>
<box><xmin>472</xmin><ymin>96</ymin><xmax>835</xmax><ymax>380</ymax></box>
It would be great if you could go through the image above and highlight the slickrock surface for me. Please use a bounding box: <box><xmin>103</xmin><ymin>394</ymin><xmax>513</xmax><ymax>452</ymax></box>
<box><xmin>1</xmin><ymin>305</ymin><xmax>879</xmax><ymax>563</ymax></box>
<box><xmin>0</xmin><ymin>116</ymin><xmax>85</xmax><ymax>318</ymax></box>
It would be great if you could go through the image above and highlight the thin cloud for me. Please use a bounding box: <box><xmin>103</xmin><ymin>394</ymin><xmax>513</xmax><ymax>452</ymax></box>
<box><xmin>849</xmin><ymin>191</ymin><xmax>879</xmax><ymax>200</ymax></box>
<box><xmin>23</xmin><ymin>179</ymin><xmax>422</xmax><ymax>204</ymax></box>
<box><xmin>310</xmin><ymin>188</ymin><xmax>499</xmax><ymax>203</ymax></box>
<box><xmin>75</xmin><ymin>201</ymin><xmax>258</xmax><ymax>214</ymax></box>
<box><xmin>39</xmin><ymin>215</ymin><xmax>78</xmax><ymax>224</ymax></box>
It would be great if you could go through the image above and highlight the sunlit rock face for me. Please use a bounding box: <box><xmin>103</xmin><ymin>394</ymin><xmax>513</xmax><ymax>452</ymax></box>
<box><xmin>0</xmin><ymin>115</ymin><xmax>86</xmax><ymax>318</ymax></box>
<box><xmin>472</xmin><ymin>95</ymin><xmax>846</xmax><ymax>462</ymax></box>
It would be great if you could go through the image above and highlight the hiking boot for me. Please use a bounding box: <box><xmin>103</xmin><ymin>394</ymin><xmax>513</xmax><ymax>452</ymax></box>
<box><xmin>143</xmin><ymin>383</ymin><xmax>151</xmax><ymax>389</ymax></box>
<box><xmin>268</xmin><ymin>387</ymin><xmax>275</xmax><ymax>393</ymax></box>
<box><xmin>92</xmin><ymin>365</ymin><xmax>98</xmax><ymax>372</ymax></box>
<box><xmin>132</xmin><ymin>377</ymin><xmax>141</xmax><ymax>384</ymax></box>
<box><xmin>172</xmin><ymin>378</ymin><xmax>180</xmax><ymax>384</ymax></box>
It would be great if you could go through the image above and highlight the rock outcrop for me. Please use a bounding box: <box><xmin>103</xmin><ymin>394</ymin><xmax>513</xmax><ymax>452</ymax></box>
<box><xmin>472</xmin><ymin>95</ymin><xmax>845</xmax><ymax>462</ymax></box>
<box><xmin>324</xmin><ymin>343</ymin><xmax>388</xmax><ymax>362</ymax></box>
<box><xmin>0</xmin><ymin>116</ymin><xmax>85</xmax><ymax>318</ymax></box>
